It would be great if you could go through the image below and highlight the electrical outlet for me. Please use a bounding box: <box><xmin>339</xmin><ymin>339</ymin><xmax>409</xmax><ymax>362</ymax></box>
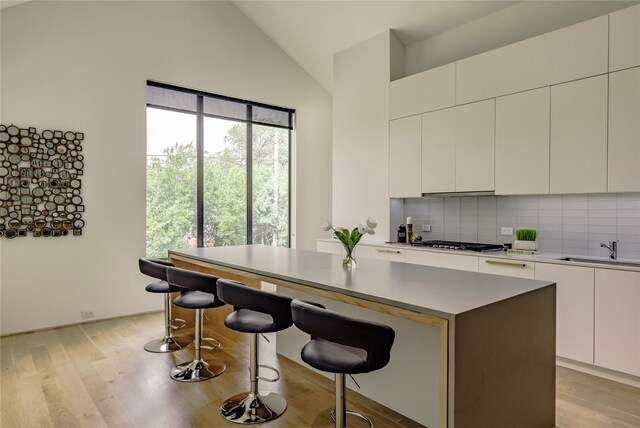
<box><xmin>421</xmin><ymin>224</ymin><xmax>431</xmax><ymax>232</ymax></box>
<box><xmin>81</xmin><ymin>310</ymin><xmax>95</xmax><ymax>319</ymax></box>
<box><xmin>501</xmin><ymin>227</ymin><xmax>513</xmax><ymax>236</ymax></box>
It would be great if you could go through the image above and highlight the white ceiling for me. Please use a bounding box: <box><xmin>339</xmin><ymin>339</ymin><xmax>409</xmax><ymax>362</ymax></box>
<box><xmin>232</xmin><ymin>0</ymin><xmax>638</xmax><ymax>92</ymax></box>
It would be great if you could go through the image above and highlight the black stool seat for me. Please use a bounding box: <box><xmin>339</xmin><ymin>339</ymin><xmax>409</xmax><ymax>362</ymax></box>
<box><xmin>145</xmin><ymin>280</ymin><xmax>175</xmax><ymax>293</ymax></box>
<box><xmin>138</xmin><ymin>258</ymin><xmax>190</xmax><ymax>353</ymax></box>
<box><xmin>166</xmin><ymin>267</ymin><xmax>227</xmax><ymax>382</ymax></box>
<box><xmin>216</xmin><ymin>279</ymin><xmax>293</xmax><ymax>424</ymax></box>
<box><xmin>174</xmin><ymin>290</ymin><xmax>219</xmax><ymax>309</ymax></box>
<box><xmin>291</xmin><ymin>299</ymin><xmax>395</xmax><ymax>428</ymax></box>
<box><xmin>301</xmin><ymin>339</ymin><xmax>369</xmax><ymax>374</ymax></box>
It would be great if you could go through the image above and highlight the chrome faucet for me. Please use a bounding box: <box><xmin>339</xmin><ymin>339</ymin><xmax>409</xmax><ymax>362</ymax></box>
<box><xmin>600</xmin><ymin>240</ymin><xmax>618</xmax><ymax>260</ymax></box>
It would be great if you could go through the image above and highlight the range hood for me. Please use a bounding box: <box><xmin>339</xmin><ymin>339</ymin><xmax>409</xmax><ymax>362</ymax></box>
<box><xmin>421</xmin><ymin>191</ymin><xmax>495</xmax><ymax>197</ymax></box>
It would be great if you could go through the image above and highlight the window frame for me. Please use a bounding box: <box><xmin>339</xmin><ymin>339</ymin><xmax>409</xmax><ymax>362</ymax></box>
<box><xmin>146</xmin><ymin>80</ymin><xmax>293</xmax><ymax>248</ymax></box>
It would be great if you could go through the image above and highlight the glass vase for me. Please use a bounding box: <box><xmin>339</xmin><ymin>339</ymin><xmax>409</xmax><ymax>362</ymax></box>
<box><xmin>341</xmin><ymin>244</ymin><xmax>357</xmax><ymax>269</ymax></box>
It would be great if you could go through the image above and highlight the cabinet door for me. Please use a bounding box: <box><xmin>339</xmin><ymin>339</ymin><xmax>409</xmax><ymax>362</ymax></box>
<box><xmin>389</xmin><ymin>116</ymin><xmax>422</xmax><ymax>197</ymax></box>
<box><xmin>479</xmin><ymin>257</ymin><xmax>535</xmax><ymax>279</ymax></box>
<box><xmin>405</xmin><ymin>250</ymin><xmax>478</xmax><ymax>272</ymax></box>
<box><xmin>495</xmin><ymin>88</ymin><xmax>550</xmax><ymax>195</ymax></box>
<box><xmin>609</xmin><ymin>4</ymin><xmax>640</xmax><ymax>72</ymax></box>
<box><xmin>389</xmin><ymin>63</ymin><xmax>456</xmax><ymax>119</ymax></box>
<box><xmin>370</xmin><ymin>247</ymin><xmax>406</xmax><ymax>262</ymax></box>
<box><xmin>595</xmin><ymin>269</ymin><xmax>640</xmax><ymax>376</ymax></box>
<box><xmin>422</xmin><ymin>108</ymin><xmax>456</xmax><ymax>193</ymax></box>
<box><xmin>550</xmin><ymin>75</ymin><xmax>608</xmax><ymax>194</ymax></box>
<box><xmin>535</xmin><ymin>263</ymin><xmax>594</xmax><ymax>364</ymax></box>
<box><xmin>608</xmin><ymin>67</ymin><xmax>640</xmax><ymax>192</ymax></box>
<box><xmin>455</xmin><ymin>99</ymin><xmax>495</xmax><ymax>192</ymax></box>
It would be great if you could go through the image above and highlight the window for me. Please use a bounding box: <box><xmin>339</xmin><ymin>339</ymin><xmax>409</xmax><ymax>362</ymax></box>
<box><xmin>146</xmin><ymin>81</ymin><xmax>293</xmax><ymax>258</ymax></box>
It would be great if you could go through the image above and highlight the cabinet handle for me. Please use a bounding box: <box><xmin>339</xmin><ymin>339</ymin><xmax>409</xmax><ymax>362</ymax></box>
<box><xmin>376</xmin><ymin>249</ymin><xmax>401</xmax><ymax>254</ymax></box>
<box><xmin>485</xmin><ymin>260</ymin><xmax>526</xmax><ymax>268</ymax></box>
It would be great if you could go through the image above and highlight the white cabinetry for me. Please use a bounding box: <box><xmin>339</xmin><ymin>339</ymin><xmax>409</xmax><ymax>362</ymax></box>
<box><xmin>455</xmin><ymin>100</ymin><xmax>495</xmax><ymax>192</ymax></box>
<box><xmin>405</xmin><ymin>250</ymin><xmax>478</xmax><ymax>272</ymax></box>
<box><xmin>550</xmin><ymin>75</ymin><xmax>608</xmax><ymax>194</ymax></box>
<box><xmin>389</xmin><ymin>115</ymin><xmax>422</xmax><ymax>197</ymax></box>
<box><xmin>608</xmin><ymin>67</ymin><xmax>640</xmax><ymax>192</ymax></box>
<box><xmin>595</xmin><ymin>269</ymin><xmax>640</xmax><ymax>376</ymax></box>
<box><xmin>370</xmin><ymin>246</ymin><xmax>406</xmax><ymax>262</ymax></box>
<box><xmin>421</xmin><ymin>108</ymin><xmax>456</xmax><ymax>193</ymax></box>
<box><xmin>389</xmin><ymin>63</ymin><xmax>455</xmax><ymax>120</ymax></box>
<box><xmin>421</xmin><ymin>99</ymin><xmax>495</xmax><ymax>193</ymax></box>
<box><xmin>456</xmin><ymin>16</ymin><xmax>608</xmax><ymax>104</ymax></box>
<box><xmin>535</xmin><ymin>263</ymin><xmax>595</xmax><ymax>364</ymax></box>
<box><xmin>316</xmin><ymin>240</ymin><xmax>372</xmax><ymax>259</ymax></box>
<box><xmin>479</xmin><ymin>257</ymin><xmax>535</xmax><ymax>279</ymax></box>
<box><xmin>495</xmin><ymin>88</ymin><xmax>550</xmax><ymax>195</ymax></box>
<box><xmin>609</xmin><ymin>4</ymin><xmax>640</xmax><ymax>72</ymax></box>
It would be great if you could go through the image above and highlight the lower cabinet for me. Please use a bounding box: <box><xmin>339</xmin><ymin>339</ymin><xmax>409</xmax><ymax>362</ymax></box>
<box><xmin>405</xmin><ymin>250</ymin><xmax>478</xmax><ymax>272</ymax></box>
<box><xmin>595</xmin><ymin>269</ymin><xmax>640</xmax><ymax>376</ymax></box>
<box><xmin>535</xmin><ymin>263</ymin><xmax>595</xmax><ymax>364</ymax></box>
<box><xmin>479</xmin><ymin>257</ymin><xmax>535</xmax><ymax>279</ymax></box>
<box><xmin>370</xmin><ymin>246</ymin><xmax>406</xmax><ymax>262</ymax></box>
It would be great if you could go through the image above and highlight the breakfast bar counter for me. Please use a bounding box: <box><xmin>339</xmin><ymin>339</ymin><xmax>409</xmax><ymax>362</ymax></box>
<box><xmin>169</xmin><ymin>244</ymin><xmax>556</xmax><ymax>428</ymax></box>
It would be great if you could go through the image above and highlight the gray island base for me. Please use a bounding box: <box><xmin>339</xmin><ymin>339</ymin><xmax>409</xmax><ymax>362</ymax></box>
<box><xmin>169</xmin><ymin>245</ymin><xmax>556</xmax><ymax>428</ymax></box>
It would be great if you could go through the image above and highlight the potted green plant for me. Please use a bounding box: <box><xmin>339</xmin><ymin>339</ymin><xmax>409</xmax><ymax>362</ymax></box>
<box><xmin>514</xmin><ymin>228</ymin><xmax>537</xmax><ymax>251</ymax></box>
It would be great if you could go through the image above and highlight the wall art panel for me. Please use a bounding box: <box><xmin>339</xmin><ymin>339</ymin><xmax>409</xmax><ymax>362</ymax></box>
<box><xmin>0</xmin><ymin>124</ymin><xmax>85</xmax><ymax>238</ymax></box>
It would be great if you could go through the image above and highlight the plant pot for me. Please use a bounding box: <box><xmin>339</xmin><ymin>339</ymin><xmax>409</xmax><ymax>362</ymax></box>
<box><xmin>513</xmin><ymin>240</ymin><xmax>537</xmax><ymax>251</ymax></box>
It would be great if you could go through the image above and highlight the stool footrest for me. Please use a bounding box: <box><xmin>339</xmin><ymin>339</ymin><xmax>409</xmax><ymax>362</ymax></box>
<box><xmin>256</xmin><ymin>364</ymin><xmax>280</xmax><ymax>382</ymax></box>
<box><xmin>200</xmin><ymin>337</ymin><xmax>221</xmax><ymax>350</ymax></box>
<box><xmin>331</xmin><ymin>409</ymin><xmax>374</xmax><ymax>428</ymax></box>
<box><xmin>169</xmin><ymin>318</ymin><xmax>186</xmax><ymax>330</ymax></box>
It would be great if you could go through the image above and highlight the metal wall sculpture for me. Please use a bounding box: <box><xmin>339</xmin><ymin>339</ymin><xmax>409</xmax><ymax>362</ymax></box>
<box><xmin>0</xmin><ymin>124</ymin><xmax>85</xmax><ymax>238</ymax></box>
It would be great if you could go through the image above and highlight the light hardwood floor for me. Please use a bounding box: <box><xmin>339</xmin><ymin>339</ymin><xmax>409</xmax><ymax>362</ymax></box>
<box><xmin>1</xmin><ymin>311</ymin><xmax>639</xmax><ymax>428</ymax></box>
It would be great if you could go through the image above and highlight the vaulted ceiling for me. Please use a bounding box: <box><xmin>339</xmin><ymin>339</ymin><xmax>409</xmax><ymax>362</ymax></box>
<box><xmin>232</xmin><ymin>0</ymin><xmax>638</xmax><ymax>92</ymax></box>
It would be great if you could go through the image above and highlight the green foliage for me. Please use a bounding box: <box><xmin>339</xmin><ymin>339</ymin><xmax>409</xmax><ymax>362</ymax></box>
<box><xmin>146</xmin><ymin>123</ymin><xmax>289</xmax><ymax>258</ymax></box>
<box><xmin>515</xmin><ymin>228</ymin><xmax>537</xmax><ymax>241</ymax></box>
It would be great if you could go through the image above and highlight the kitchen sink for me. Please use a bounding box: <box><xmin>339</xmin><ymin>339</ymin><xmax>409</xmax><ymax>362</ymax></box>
<box><xmin>556</xmin><ymin>257</ymin><xmax>640</xmax><ymax>268</ymax></box>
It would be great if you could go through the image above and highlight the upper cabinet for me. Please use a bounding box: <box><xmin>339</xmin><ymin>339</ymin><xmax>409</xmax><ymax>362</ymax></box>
<box><xmin>608</xmin><ymin>67</ymin><xmax>640</xmax><ymax>193</ymax></box>
<box><xmin>422</xmin><ymin>99</ymin><xmax>495</xmax><ymax>193</ymax></box>
<box><xmin>389</xmin><ymin>115</ymin><xmax>422</xmax><ymax>198</ymax></box>
<box><xmin>609</xmin><ymin>4</ymin><xmax>640</xmax><ymax>72</ymax></box>
<box><xmin>550</xmin><ymin>75</ymin><xmax>608</xmax><ymax>194</ymax></box>
<box><xmin>389</xmin><ymin>64</ymin><xmax>455</xmax><ymax>120</ymax></box>
<box><xmin>456</xmin><ymin>16</ymin><xmax>608</xmax><ymax>104</ymax></box>
<box><xmin>495</xmin><ymin>88</ymin><xmax>550</xmax><ymax>195</ymax></box>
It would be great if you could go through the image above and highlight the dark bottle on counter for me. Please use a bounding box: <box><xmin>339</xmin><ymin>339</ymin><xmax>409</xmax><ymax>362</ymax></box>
<box><xmin>397</xmin><ymin>224</ymin><xmax>406</xmax><ymax>243</ymax></box>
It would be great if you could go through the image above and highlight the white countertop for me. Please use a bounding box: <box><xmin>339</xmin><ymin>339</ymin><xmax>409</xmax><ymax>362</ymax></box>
<box><xmin>170</xmin><ymin>245</ymin><xmax>554</xmax><ymax>319</ymax></box>
<box><xmin>318</xmin><ymin>239</ymin><xmax>640</xmax><ymax>272</ymax></box>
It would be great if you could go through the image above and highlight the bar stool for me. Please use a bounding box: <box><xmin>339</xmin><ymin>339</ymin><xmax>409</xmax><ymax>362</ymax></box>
<box><xmin>138</xmin><ymin>258</ymin><xmax>190</xmax><ymax>353</ymax></box>
<box><xmin>166</xmin><ymin>267</ymin><xmax>227</xmax><ymax>382</ymax></box>
<box><xmin>216</xmin><ymin>278</ymin><xmax>293</xmax><ymax>424</ymax></box>
<box><xmin>291</xmin><ymin>299</ymin><xmax>395</xmax><ymax>428</ymax></box>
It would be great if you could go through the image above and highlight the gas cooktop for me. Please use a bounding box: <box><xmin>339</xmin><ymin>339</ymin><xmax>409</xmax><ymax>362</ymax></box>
<box><xmin>411</xmin><ymin>240</ymin><xmax>504</xmax><ymax>252</ymax></box>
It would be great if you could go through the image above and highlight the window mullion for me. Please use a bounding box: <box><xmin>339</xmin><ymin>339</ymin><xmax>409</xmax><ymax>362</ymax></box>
<box><xmin>196</xmin><ymin>95</ymin><xmax>204</xmax><ymax>248</ymax></box>
<box><xmin>246</xmin><ymin>105</ymin><xmax>253</xmax><ymax>245</ymax></box>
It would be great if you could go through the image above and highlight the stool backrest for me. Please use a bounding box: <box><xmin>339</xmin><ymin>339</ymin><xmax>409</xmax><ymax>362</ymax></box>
<box><xmin>291</xmin><ymin>299</ymin><xmax>395</xmax><ymax>372</ymax></box>
<box><xmin>166</xmin><ymin>267</ymin><xmax>224</xmax><ymax>307</ymax></box>
<box><xmin>217</xmin><ymin>279</ymin><xmax>293</xmax><ymax>331</ymax></box>
<box><xmin>139</xmin><ymin>258</ymin><xmax>174</xmax><ymax>281</ymax></box>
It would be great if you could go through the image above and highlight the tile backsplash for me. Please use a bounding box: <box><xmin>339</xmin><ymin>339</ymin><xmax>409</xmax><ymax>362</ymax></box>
<box><xmin>398</xmin><ymin>193</ymin><xmax>640</xmax><ymax>260</ymax></box>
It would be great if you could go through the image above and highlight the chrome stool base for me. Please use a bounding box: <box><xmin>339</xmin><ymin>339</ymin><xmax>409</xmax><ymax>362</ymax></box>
<box><xmin>170</xmin><ymin>358</ymin><xmax>225</xmax><ymax>382</ymax></box>
<box><xmin>331</xmin><ymin>409</ymin><xmax>374</xmax><ymax>428</ymax></box>
<box><xmin>144</xmin><ymin>335</ymin><xmax>191</xmax><ymax>353</ymax></box>
<box><xmin>220</xmin><ymin>391</ymin><xmax>287</xmax><ymax>424</ymax></box>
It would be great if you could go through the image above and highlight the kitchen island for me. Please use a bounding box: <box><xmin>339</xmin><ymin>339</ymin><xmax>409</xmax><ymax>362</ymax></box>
<box><xmin>169</xmin><ymin>245</ymin><xmax>556</xmax><ymax>428</ymax></box>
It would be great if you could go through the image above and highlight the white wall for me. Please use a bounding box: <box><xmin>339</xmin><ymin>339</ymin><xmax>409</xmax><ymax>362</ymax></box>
<box><xmin>332</xmin><ymin>31</ymin><xmax>391</xmax><ymax>242</ymax></box>
<box><xmin>0</xmin><ymin>1</ymin><xmax>332</xmax><ymax>335</ymax></box>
